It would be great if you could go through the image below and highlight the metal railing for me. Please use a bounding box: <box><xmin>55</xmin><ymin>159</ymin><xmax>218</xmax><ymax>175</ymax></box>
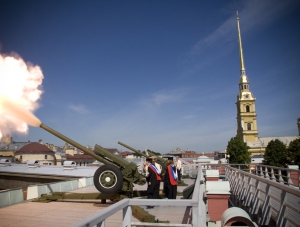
<box><xmin>182</xmin><ymin>163</ymin><xmax>226</xmax><ymax>178</ymax></box>
<box><xmin>72</xmin><ymin>166</ymin><xmax>207</xmax><ymax>227</ymax></box>
<box><xmin>182</xmin><ymin>163</ymin><xmax>299</xmax><ymax>188</ymax></box>
<box><xmin>226</xmin><ymin>165</ymin><xmax>300</xmax><ymax>226</ymax></box>
<box><xmin>252</xmin><ymin>164</ymin><xmax>300</xmax><ymax>188</ymax></box>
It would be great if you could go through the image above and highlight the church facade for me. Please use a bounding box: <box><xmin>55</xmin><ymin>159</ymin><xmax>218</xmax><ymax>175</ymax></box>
<box><xmin>235</xmin><ymin>12</ymin><xmax>299</xmax><ymax>155</ymax></box>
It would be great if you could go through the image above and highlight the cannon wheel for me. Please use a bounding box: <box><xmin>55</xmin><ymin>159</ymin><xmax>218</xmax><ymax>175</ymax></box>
<box><xmin>93</xmin><ymin>164</ymin><xmax>123</xmax><ymax>194</ymax></box>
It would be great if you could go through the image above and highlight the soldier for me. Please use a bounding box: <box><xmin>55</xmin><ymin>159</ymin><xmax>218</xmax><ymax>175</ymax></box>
<box><xmin>164</xmin><ymin>157</ymin><xmax>178</xmax><ymax>199</ymax></box>
<box><xmin>145</xmin><ymin>157</ymin><xmax>161</xmax><ymax>208</ymax></box>
<box><xmin>144</xmin><ymin>156</ymin><xmax>162</xmax><ymax>174</ymax></box>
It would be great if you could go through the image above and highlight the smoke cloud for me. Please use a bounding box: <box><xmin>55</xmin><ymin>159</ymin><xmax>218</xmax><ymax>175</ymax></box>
<box><xmin>0</xmin><ymin>52</ymin><xmax>43</xmax><ymax>138</ymax></box>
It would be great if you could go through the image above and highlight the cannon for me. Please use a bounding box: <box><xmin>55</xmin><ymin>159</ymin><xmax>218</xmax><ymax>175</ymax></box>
<box><xmin>40</xmin><ymin>123</ymin><xmax>146</xmax><ymax>195</ymax></box>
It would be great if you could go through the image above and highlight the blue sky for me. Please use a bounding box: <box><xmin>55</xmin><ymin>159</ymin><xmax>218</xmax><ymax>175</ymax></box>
<box><xmin>0</xmin><ymin>0</ymin><xmax>299</xmax><ymax>154</ymax></box>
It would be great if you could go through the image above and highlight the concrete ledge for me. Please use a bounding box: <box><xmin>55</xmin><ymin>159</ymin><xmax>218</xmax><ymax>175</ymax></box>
<box><xmin>206</xmin><ymin>181</ymin><xmax>230</xmax><ymax>193</ymax></box>
<box><xmin>27</xmin><ymin>177</ymin><xmax>93</xmax><ymax>200</ymax></box>
<box><xmin>206</xmin><ymin>170</ymin><xmax>219</xmax><ymax>177</ymax></box>
<box><xmin>0</xmin><ymin>187</ymin><xmax>24</xmax><ymax>208</ymax></box>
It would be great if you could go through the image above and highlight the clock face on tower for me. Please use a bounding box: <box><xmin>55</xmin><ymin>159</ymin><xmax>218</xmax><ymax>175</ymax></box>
<box><xmin>244</xmin><ymin>94</ymin><xmax>249</xmax><ymax>99</ymax></box>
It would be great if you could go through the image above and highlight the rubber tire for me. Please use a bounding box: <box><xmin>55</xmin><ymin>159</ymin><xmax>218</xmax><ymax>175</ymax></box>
<box><xmin>93</xmin><ymin>164</ymin><xmax>123</xmax><ymax>194</ymax></box>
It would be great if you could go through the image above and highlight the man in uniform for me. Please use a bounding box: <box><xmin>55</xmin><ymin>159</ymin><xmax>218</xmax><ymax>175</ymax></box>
<box><xmin>145</xmin><ymin>157</ymin><xmax>161</xmax><ymax>208</ymax></box>
<box><xmin>144</xmin><ymin>156</ymin><xmax>162</xmax><ymax>174</ymax></box>
<box><xmin>164</xmin><ymin>157</ymin><xmax>178</xmax><ymax>199</ymax></box>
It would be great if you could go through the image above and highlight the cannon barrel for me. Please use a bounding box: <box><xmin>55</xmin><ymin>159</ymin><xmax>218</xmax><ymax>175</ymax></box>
<box><xmin>40</xmin><ymin>123</ymin><xmax>112</xmax><ymax>164</ymax></box>
<box><xmin>118</xmin><ymin>141</ymin><xmax>148</xmax><ymax>158</ymax></box>
<box><xmin>118</xmin><ymin>141</ymin><xmax>168</xmax><ymax>167</ymax></box>
<box><xmin>94</xmin><ymin>144</ymin><xmax>129</xmax><ymax>168</ymax></box>
<box><xmin>40</xmin><ymin>123</ymin><xmax>131</xmax><ymax>167</ymax></box>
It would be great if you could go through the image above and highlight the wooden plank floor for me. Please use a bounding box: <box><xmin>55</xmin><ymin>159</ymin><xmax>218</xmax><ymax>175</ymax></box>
<box><xmin>0</xmin><ymin>201</ymin><xmax>142</xmax><ymax>227</ymax></box>
<box><xmin>0</xmin><ymin>179</ymin><xmax>195</xmax><ymax>227</ymax></box>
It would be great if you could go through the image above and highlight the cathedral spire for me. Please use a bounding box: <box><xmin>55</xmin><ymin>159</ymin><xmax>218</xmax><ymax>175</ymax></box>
<box><xmin>236</xmin><ymin>11</ymin><xmax>246</xmax><ymax>75</ymax></box>
<box><xmin>235</xmin><ymin>12</ymin><xmax>258</xmax><ymax>144</ymax></box>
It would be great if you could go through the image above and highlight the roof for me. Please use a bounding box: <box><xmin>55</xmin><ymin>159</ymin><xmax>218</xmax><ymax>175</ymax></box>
<box><xmin>0</xmin><ymin>163</ymin><xmax>97</xmax><ymax>178</ymax></box>
<box><xmin>15</xmin><ymin>142</ymin><xmax>55</xmax><ymax>154</ymax></box>
<box><xmin>66</xmin><ymin>154</ymin><xmax>95</xmax><ymax>160</ymax></box>
<box><xmin>247</xmin><ymin>136</ymin><xmax>299</xmax><ymax>147</ymax></box>
<box><xmin>121</xmin><ymin>151</ymin><xmax>132</xmax><ymax>158</ymax></box>
<box><xmin>193</xmin><ymin>155</ymin><xmax>211</xmax><ymax>163</ymax></box>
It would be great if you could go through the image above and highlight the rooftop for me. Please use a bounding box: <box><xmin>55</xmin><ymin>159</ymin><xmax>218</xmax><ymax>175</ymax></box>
<box><xmin>0</xmin><ymin>163</ymin><xmax>97</xmax><ymax>178</ymax></box>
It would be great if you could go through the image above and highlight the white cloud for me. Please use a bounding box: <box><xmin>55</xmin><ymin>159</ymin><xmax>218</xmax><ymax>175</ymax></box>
<box><xmin>68</xmin><ymin>104</ymin><xmax>89</xmax><ymax>115</ymax></box>
<box><xmin>182</xmin><ymin>114</ymin><xmax>195</xmax><ymax>119</ymax></box>
<box><xmin>140</xmin><ymin>88</ymin><xmax>187</xmax><ymax>108</ymax></box>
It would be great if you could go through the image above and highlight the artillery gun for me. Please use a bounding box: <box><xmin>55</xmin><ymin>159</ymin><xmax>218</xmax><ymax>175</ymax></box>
<box><xmin>40</xmin><ymin>123</ymin><xmax>146</xmax><ymax>196</ymax></box>
<box><xmin>37</xmin><ymin>124</ymin><xmax>173</xmax><ymax>223</ymax></box>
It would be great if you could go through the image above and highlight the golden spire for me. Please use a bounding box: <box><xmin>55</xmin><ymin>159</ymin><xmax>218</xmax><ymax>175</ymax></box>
<box><xmin>236</xmin><ymin>11</ymin><xmax>246</xmax><ymax>73</ymax></box>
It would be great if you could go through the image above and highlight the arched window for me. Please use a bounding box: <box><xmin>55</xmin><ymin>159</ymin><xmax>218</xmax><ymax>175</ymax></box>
<box><xmin>246</xmin><ymin>105</ymin><xmax>250</xmax><ymax>112</ymax></box>
<box><xmin>247</xmin><ymin>123</ymin><xmax>251</xmax><ymax>130</ymax></box>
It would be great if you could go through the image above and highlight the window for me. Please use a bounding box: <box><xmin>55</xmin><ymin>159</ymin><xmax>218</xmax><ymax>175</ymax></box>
<box><xmin>246</xmin><ymin>105</ymin><xmax>250</xmax><ymax>112</ymax></box>
<box><xmin>45</xmin><ymin>155</ymin><xmax>47</xmax><ymax>159</ymax></box>
<box><xmin>247</xmin><ymin>123</ymin><xmax>251</xmax><ymax>130</ymax></box>
<box><xmin>20</xmin><ymin>155</ymin><xmax>22</xmax><ymax>160</ymax></box>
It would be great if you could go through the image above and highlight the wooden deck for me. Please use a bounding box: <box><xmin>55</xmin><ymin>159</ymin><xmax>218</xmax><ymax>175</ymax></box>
<box><xmin>0</xmin><ymin>179</ymin><xmax>195</xmax><ymax>227</ymax></box>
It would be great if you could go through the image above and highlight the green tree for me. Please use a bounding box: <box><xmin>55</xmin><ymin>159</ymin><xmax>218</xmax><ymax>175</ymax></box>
<box><xmin>263</xmin><ymin>139</ymin><xmax>287</xmax><ymax>167</ymax></box>
<box><xmin>287</xmin><ymin>138</ymin><xmax>300</xmax><ymax>168</ymax></box>
<box><xmin>226</xmin><ymin>136</ymin><xmax>251</xmax><ymax>164</ymax></box>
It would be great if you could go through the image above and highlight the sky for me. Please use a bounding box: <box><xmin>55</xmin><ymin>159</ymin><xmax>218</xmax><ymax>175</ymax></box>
<box><xmin>0</xmin><ymin>0</ymin><xmax>299</xmax><ymax>154</ymax></box>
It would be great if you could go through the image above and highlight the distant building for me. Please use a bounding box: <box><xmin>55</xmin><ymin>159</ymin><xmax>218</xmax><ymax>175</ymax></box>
<box><xmin>121</xmin><ymin>151</ymin><xmax>133</xmax><ymax>158</ymax></box>
<box><xmin>105</xmin><ymin>148</ymin><xmax>122</xmax><ymax>157</ymax></box>
<box><xmin>170</xmin><ymin>148</ymin><xmax>218</xmax><ymax>159</ymax></box>
<box><xmin>15</xmin><ymin>142</ymin><xmax>56</xmax><ymax>165</ymax></box>
<box><xmin>169</xmin><ymin>147</ymin><xmax>185</xmax><ymax>156</ymax></box>
<box><xmin>0</xmin><ymin>135</ymin><xmax>29</xmax><ymax>162</ymax></box>
<box><xmin>65</xmin><ymin>154</ymin><xmax>94</xmax><ymax>166</ymax></box>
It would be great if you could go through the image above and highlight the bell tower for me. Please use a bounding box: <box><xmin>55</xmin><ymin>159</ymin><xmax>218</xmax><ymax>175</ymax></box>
<box><xmin>235</xmin><ymin>12</ymin><xmax>258</xmax><ymax>142</ymax></box>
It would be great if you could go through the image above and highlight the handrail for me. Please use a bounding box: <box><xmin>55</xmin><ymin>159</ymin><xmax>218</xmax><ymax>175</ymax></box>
<box><xmin>71</xmin><ymin>166</ymin><xmax>206</xmax><ymax>227</ymax></box>
<box><xmin>226</xmin><ymin>165</ymin><xmax>300</xmax><ymax>196</ymax></box>
<box><xmin>191</xmin><ymin>163</ymin><xmax>300</xmax><ymax>188</ymax></box>
<box><xmin>72</xmin><ymin>199</ymin><xmax>129</xmax><ymax>227</ymax></box>
<box><xmin>226</xmin><ymin>165</ymin><xmax>300</xmax><ymax>226</ymax></box>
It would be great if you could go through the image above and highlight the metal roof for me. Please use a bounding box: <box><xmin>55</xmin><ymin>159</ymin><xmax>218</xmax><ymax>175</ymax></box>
<box><xmin>247</xmin><ymin>136</ymin><xmax>299</xmax><ymax>147</ymax></box>
<box><xmin>0</xmin><ymin>163</ymin><xmax>97</xmax><ymax>178</ymax></box>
